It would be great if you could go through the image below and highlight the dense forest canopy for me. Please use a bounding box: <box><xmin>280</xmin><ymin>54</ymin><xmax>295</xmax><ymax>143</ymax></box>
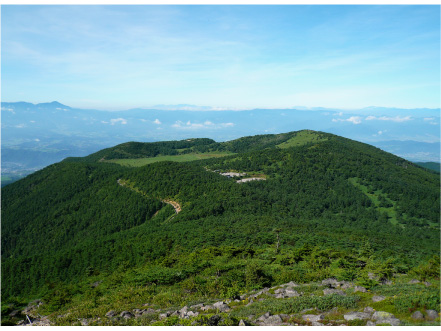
<box><xmin>1</xmin><ymin>130</ymin><xmax>439</xmax><ymax>326</ymax></box>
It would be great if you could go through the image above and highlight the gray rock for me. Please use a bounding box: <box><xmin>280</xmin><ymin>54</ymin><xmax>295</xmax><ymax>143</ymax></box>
<box><xmin>239</xmin><ymin>295</ymin><xmax>247</xmax><ymax>300</ymax></box>
<box><xmin>372</xmin><ymin>311</ymin><xmax>394</xmax><ymax>320</ymax></box>
<box><xmin>190</xmin><ymin>303</ymin><xmax>204</xmax><ymax>309</ymax></box>
<box><xmin>275</xmin><ymin>293</ymin><xmax>285</xmax><ymax>299</ymax></box>
<box><xmin>381</xmin><ymin>279</ymin><xmax>392</xmax><ymax>285</ymax></box>
<box><xmin>363</xmin><ymin>306</ymin><xmax>374</xmax><ymax>314</ymax></box>
<box><xmin>423</xmin><ymin>281</ymin><xmax>432</xmax><ymax>287</ymax></box>
<box><xmin>159</xmin><ymin>313</ymin><xmax>169</xmax><ymax>320</ymax></box>
<box><xmin>340</xmin><ymin>281</ymin><xmax>354</xmax><ymax>289</ymax></box>
<box><xmin>372</xmin><ymin>295</ymin><xmax>386</xmax><ymax>302</ymax></box>
<box><xmin>105</xmin><ymin>310</ymin><xmax>117</xmax><ymax>318</ymax></box>
<box><xmin>187</xmin><ymin>311</ymin><xmax>199</xmax><ymax>317</ymax></box>
<box><xmin>376</xmin><ymin>318</ymin><xmax>400</xmax><ymax>326</ymax></box>
<box><xmin>366</xmin><ymin>320</ymin><xmax>376</xmax><ymax>326</ymax></box>
<box><xmin>312</xmin><ymin>321</ymin><xmax>324</xmax><ymax>326</ymax></box>
<box><xmin>120</xmin><ymin>311</ymin><xmax>134</xmax><ymax>319</ymax></box>
<box><xmin>354</xmin><ymin>286</ymin><xmax>367</xmax><ymax>293</ymax></box>
<box><xmin>302</xmin><ymin>314</ymin><xmax>325</xmax><ymax>322</ymax></box>
<box><xmin>239</xmin><ymin>319</ymin><xmax>249</xmax><ymax>326</ymax></box>
<box><xmin>322</xmin><ymin>278</ymin><xmax>339</xmax><ymax>287</ymax></box>
<box><xmin>344</xmin><ymin>312</ymin><xmax>371</xmax><ymax>320</ymax></box>
<box><xmin>262</xmin><ymin>315</ymin><xmax>283</xmax><ymax>325</ymax></box>
<box><xmin>285</xmin><ymin>288</ymin><xmax>300</xmax><ymax>297</ymax></box>
<box><xmin>213</xmin><ymin>301</ymin><xmax>230</xmax><ymax>312</ymax></box>
<box><xmin>245</xmin><ymin>299</ymin><xmax>253</xmax><ymax>307</ymax></box>
<box><xmin>425</xmin><ymin>310</ymin><xmax>439</xmax><ymax>320</ymax></box>
<box><xmin>132</xmin><ymin>308</ymin><xmax>143</xmax><ymax>317</ymax></box>
<box><xmin>323</xmin><ymin>288</ymin><xmax>346</xmax><ymax>296</ymax></box>
<box><xmin>274</xmin><ymin>288</ymin><xmax>284</xmax><ymax>294</ymax></box>
<box><xmin>411</xmin><ymin>311</ymin><xmax>424</xmax><ymax>320</ymax></box>
<box><xmin>257</xmin><ymin>312</ymin><xmax>271</xmax><ymax>321</ymax></box>
<box><xmin>179</xmin><ymin>306</ymin><xmax>189</xmax><ymax>318</ymax></box>
<box><xmin>409</xmin><ymin>279</ymin><xmax>420</xmax><ymax>284</ymax></box>
<box><xmin>142</xmin><ymin>308</ymin><xmax>156</xmax><ymax>315</ymax></box>
<box><xmin>200</xmin><ymin>304</ymin><xmax>214</xmax><ymax>311</ymax></box>
<box><xmin>279</xmin><ymin>314</ymin><xmax>289</xmax><ymax>320</ymax></box>
<box><xmin>78</xmin><ymin>318</ymin><xmax>89</xmax><ymax>326</ymax></box>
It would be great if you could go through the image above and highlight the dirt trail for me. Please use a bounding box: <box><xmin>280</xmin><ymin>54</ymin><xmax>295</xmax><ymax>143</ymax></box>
<box><xmin>117</xmin><ymin>179</ymin><xmax>181</xmax><ymax>214</ymax></box>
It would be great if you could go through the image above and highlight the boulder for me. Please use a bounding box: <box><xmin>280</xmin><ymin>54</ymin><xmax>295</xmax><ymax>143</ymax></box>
<box><xmin>159</xmin><ymin>313</ymin><xmax>170</xmax><ymax>320</ymax></box>
<box><xmin>302</xmin><ymin>314</ymin><xmax>325</xmax><ymax>322</ymax></box>
<box><xmin>366</xmin><ymin>320</ymin><xmax>376</xmax><ymax>326</ymax></box>
<box><xmin>186</xmin><ymin>311</ymin><xmax>199</xmax><ymax>318</ymax></box>
<box><xmin>213</xmin><ymin>301</ymin><xmax>230</xmax><ymax>312</ymax></box>
<box><xmin>239</xmin><ymin>319</ymin><xmax>250</xmax><ymax>326</ymax></box>
<box><xmin>312</xmin><ymin>321</ymin><xmax>324</xmax><ymax>326</ymax></box>
<box><xmin>408</xmin><ymin>279</ymin><xmax>420</xmax><ymax>284</ymax></box>
<box><xmin>322</xmin><ymin>278</ymin><xmax>339</xmax><ymax>287</ymax></box>
<box><xmin>105</xmin><ymin>310</ymin><xmax>117</xmax><ymax>318</ymax></box>
<box><xmin>285</xmin><ymin>288</ymin><xmax>300</xmax><ymax>297</ymax></box>
<box><xmin>363</xmin><ymin>306</ymin><xmax>374</xmax><ymax>314</ymax></box>
<box><xmin>343</xmin><ymin>312</ymin><xmax>371</xmax><ymax>321</ymax></box>
<box><xmin>423</xmin><ymin>281</ymin><xmax>432</xmax><ymax>287</ymax></box>
<box><xmin>376</xmin><ymin>318</ymin><xmax>400</xmax><ymax>326</ymax></box>
<box><xmin>262</xmin><ymin>315</ymin><xmax>283</xmax><ymax>326</ymax></box>
<box><xmin>179</xmin><ymin>306</ymin><xmax>189</xmax><ymax>318</ymax></box>
<box><xmin>372</xmin><ymin>311</ymin><xmax>394</xmax><ymax>320</ymax></box>
<box><xmin>200</xmin><ymin>305</ymin><xmax>214</xmax><ymax>311</ymax></box>
<box><xmin>340</xmin><ymin>281</ymin><xmax>354</xmax><ymax>289</ymax></box>
<box><xmin>425</xmin><ymin>310</ymin><xmax>439</xmax><ymax>320</ymax></box>
<box><xmin>372</xmin><ymin>295</ymin><xmax>386</xmax><ymax>302</ymax></box>
<box><xmin>354</xmin><ymin>286</ymin><xmax>367</xmax><ymax>293</ymax></box>
<box><xmin>120</xmin><ymin>311</ymin><xmax>134</xmax><ymax>319</ymax></box>
<box><xmin>411</xmin><ymin>311</ymin><xmax>424</xmax><ymax>320</ymax></box>
<box><xmin>142</xmin><ymin>308</ymin><xmax>156</xmax><ymax>315</ymax></box>
<box><xmin>323</xmin><ymin>288</ymin><xmax>346</xmax><ymax>296</ymax></box>
<box><xmin>257</xmin><ymin>312</ymin><xmax>271</xmax><ymax>322</ymax></box>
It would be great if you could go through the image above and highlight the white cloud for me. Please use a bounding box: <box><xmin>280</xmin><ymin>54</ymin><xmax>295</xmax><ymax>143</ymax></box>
<box><xmin>172</xmin><ymin>120</ymin><xmax>235</xmax><ymax>129</ymax></box>
<box><xmin>34</xmin><ymin>138</ymin><xmax>40</xmax><ymax>142</ymax></box>
<box><xmin>365</xmin><ymin>115</ymin><xmax>412</xmax><ymax>122</ymax></box>
<box><xmin>332</xmin><ymin>116</ymin><xmax>362</xmax><ymax>124</ymax></box>
<box><xmin>30</xmin><ymin>120</ymin><xmax>36</xmax><ymax>123</ymax></box>
<box><xmin>101</xmin><ymin>120</ymin><xmax>109</xmax><ymax>124</ymax></box>
<box><xmin>424</xmin><ymin>117</ymin><xmax>435</xmax><ymax>121</ymax></box>
<box><xmin>110</xmin><ymin>118</ymin><xmax>128</xmax><ymax>125</ymax></box>
<box><xmin>15</xmin><ymin>124</ymin><xmax>26</xmax><ymax>128</ymax></box>
<box><xmin>1</xmin><ymin>107</ymin><xmax>15</xmax><ymax>113</ymax></box>
<box><xmin>153</xmin><ymin>119</ymin><xmax>161</xmax><ymax>125</ymax></box>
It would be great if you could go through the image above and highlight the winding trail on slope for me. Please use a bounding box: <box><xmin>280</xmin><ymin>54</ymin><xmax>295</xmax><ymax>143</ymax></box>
<box><xmin>117</xmin><ymin>179</ymin><xmax>181</xmax><ymax>214</ymax></box>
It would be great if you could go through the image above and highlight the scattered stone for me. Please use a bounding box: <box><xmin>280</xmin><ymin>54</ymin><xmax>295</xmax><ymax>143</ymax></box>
<box><xmin>423</xmin><ymin>281</ymin><xmax>432</xmax><ymax>287</ymax></box>
<box><xmin>322</xmin><ymin>278</ymin><xmax>339</xmax><ymax>287</ymax></box>
<box><xmin>354</xmin><ymin>286</ymin><xmax>367</xmax><ymax>293</ymax></box>
<box><xmin>132</xmin><ymin>309</ymin><xmax>143</xmax><ymax>317</ymax></box>
<box><xmin>90</xmin><ymin>280</ymin><xmax>103</xmax><ymax>288</ymax></box>
<box><xmin>78</xmin><ymin>318</ymin><xmax>89</xmax><ymax>326</ymax></box>
<box><xmin>372</xmin><ymin>311</ymin><xmax>394</xmax><ymax>320</ymax></box>
<box><xmin>312</xmin><ymin>321</ymin><xmax>324</xmax><ymax>326</ymax></box>
<box><xmin>257</xmin><ymin>312</ymin><xmax>271</xmax><ymax>322</ymax></box>
<box><xmin>262</xmin><ymin>315</ymin><xmax>283</xmax><ymax>326</ymax></box>
<box><xmin>159</xmin><ymin>312</ymin><xmax>170</xmax><ymax>320</ymax></box>
<box><xmin>239</xmin><ymin>295</ymin><xmax>247</xmax><ymax>300</ymax></box>
<box><xmin>105</xmin><ymin>310</ymin><xmax>117</xmax><ymax>318</ymax></box>
<box><xmin>381</xmin><ymin>279</ymin><xmax>392</xmax><ymax>285</ymax></box>
<box><xmin>372</xmin><ymin>295</ymin><xmax>386</xmax><ymax>302</ymax></box>
<box><xmin>179</xmin><ymin>306</ymin><xmax>189</xmax><ymax>318</ymax></box>
<box><xmin>187</xmin><ymin>311</ymin><xmax>199</xmax><ymax>318</ymax></box>
<box><xmin>285</xmin><ymin>288</ymin><xmax>300</xmax><ymax>297</ymax></box>
<box><xmin>279</xmin><ymin>314</ymin><xmax>289</xmax><ymax>320</ymax></box>
<box><xmin>142</xmin><ymin>308</ymin><xmax>156</xmax><ymax>315</ymax></box>
<box><xmin>411</xmin><ymin>311</ymin><xmax>424</xmax><ymax>320</ymax></box>
<box><xmin>425</xmin><ymin>310</ymin><xmax>439</xmax><ymax>320</ymax></box>
<box><xmin>366</xmin><ymin>320</ymin><xmax>376</xmax><ymax>326</ymax></box>
<box><xmin>343</xmin><ymin>312</ymin><xmax>371</xmax><ymax>321</ymax></box>
<box><xmin>363</xmin><ymin>306</ymin><xmax>374</xmax><ymax>314</ymax></box>
<box><xmin>408</xmin><ymin>279</ymin><xmax>420</xmax><ymax>284</ymax></box>
<box><xmin>213</xmin><ymin>301</ymin><xmax>230</xmax><ymax>312</ymax></box>
<box><xmin>190</xmin><ymin>303</ymin><xmax>204</xmax><ymax>310</ymax></box>
<box><xmin>239</xmin><ymin>319</ymin><xmax>249</xmax><ymax>326</ymax></box>
<box><xmin>302</xmin><ymin>314</ymin><xmax>325</xmax><ymax>322</ymax></box>
<box><xmin>208</xmin><ymin>314</ymin><xmax>221</xmax><ymax>326</ymax></box>
<box><xmin>340</xmin><ymin>281</ymin><xmax>354</xmax><ymax>289</ymax></box>
<box><xmin>120</xmin><ymin>311</ymin><xmax>134</xmax><ymax>319</ymax></box>
<box><xmin>245</xmin><ymin>299</ymin><xmax>253</xmax><ymax>307</ymax></box>
<box><xmin>376</xmin><ymin>318</ymin><xmax>400</xmax><ymax>326</ymax></box>
<box><xmin>323</xmin><ymin>288</ymin><xmax>346</xmax><ymax>296</ymax></box>
<box><xmin>200</xmin><ymin>304</ymin><xmax>214</xmax><ymax>311</ymax></box>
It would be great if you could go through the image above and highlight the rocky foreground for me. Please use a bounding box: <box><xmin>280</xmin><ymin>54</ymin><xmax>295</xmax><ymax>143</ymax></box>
<box><xmin>12</xmin><ymin>276</ymin><xmax>440</xmax><ymax>326</ymax></box>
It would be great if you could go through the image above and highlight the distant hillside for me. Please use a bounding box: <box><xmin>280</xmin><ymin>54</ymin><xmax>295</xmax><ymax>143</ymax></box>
<box><xmin>2</xmin><ymin>130</ymin><xmax>439</xmax><ymax>326</ymax></box>
<box><xmin>415</xmin><ymin>162</ymin><xmax>440</xmax><ymax>173</ymax></box>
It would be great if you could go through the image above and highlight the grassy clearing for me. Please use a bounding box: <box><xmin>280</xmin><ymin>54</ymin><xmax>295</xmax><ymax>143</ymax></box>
<box><xmin>348</xmin><ymin>177</ymin><xmax>399</xmax><ymax>226</ymax></box>
<box><xmin>107</xmin><ymin>152</ymin><xmax>235</xmax><ymax>167</ymax></box>
<box><xmin>277</xmin><ymin>131</ymin><xmax>327</xmax><ymax>149</ymax></box>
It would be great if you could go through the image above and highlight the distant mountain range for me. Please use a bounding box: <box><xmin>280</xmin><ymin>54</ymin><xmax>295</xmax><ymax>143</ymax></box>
<box><xmin>1</xmin><ymin>101</ymin><xmax>439</xmax><ymax>184</ymax></box>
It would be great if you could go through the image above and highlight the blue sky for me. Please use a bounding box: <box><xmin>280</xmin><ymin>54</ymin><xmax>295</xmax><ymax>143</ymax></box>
<box><xmin>2</xmin><ymin>5</ymin><xmax>440</xmax><ymax>110</ymax></box>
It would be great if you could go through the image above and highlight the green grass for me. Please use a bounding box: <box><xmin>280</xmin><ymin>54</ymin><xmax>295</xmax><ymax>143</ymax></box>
<box><xmin>106</xmin><ymin>152</ymin><xmax>235</xmax><ymax>167</ymax></box>
<box><xmin>276</xmin><ymin>131</ymin><xmax>327</xmax><ymax>149</ymax></box>
<box><xmin>348</xmin><ymin>177</ymin><xmax>400</xmax><ymax>226</ymax></box>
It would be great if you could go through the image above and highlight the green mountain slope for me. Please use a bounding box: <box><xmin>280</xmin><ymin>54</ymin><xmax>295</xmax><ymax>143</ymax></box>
<box><xmin>2</xmin><ymin>130</ymin><xmax>439</xmax><ymax>326</ymax></box>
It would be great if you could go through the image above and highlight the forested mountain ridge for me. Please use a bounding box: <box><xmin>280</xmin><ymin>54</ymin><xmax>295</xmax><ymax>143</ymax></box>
<box><xmin>2</xmin><ymin>130</ymin><xmax>439</xmax><ymax>326</ymax></box>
